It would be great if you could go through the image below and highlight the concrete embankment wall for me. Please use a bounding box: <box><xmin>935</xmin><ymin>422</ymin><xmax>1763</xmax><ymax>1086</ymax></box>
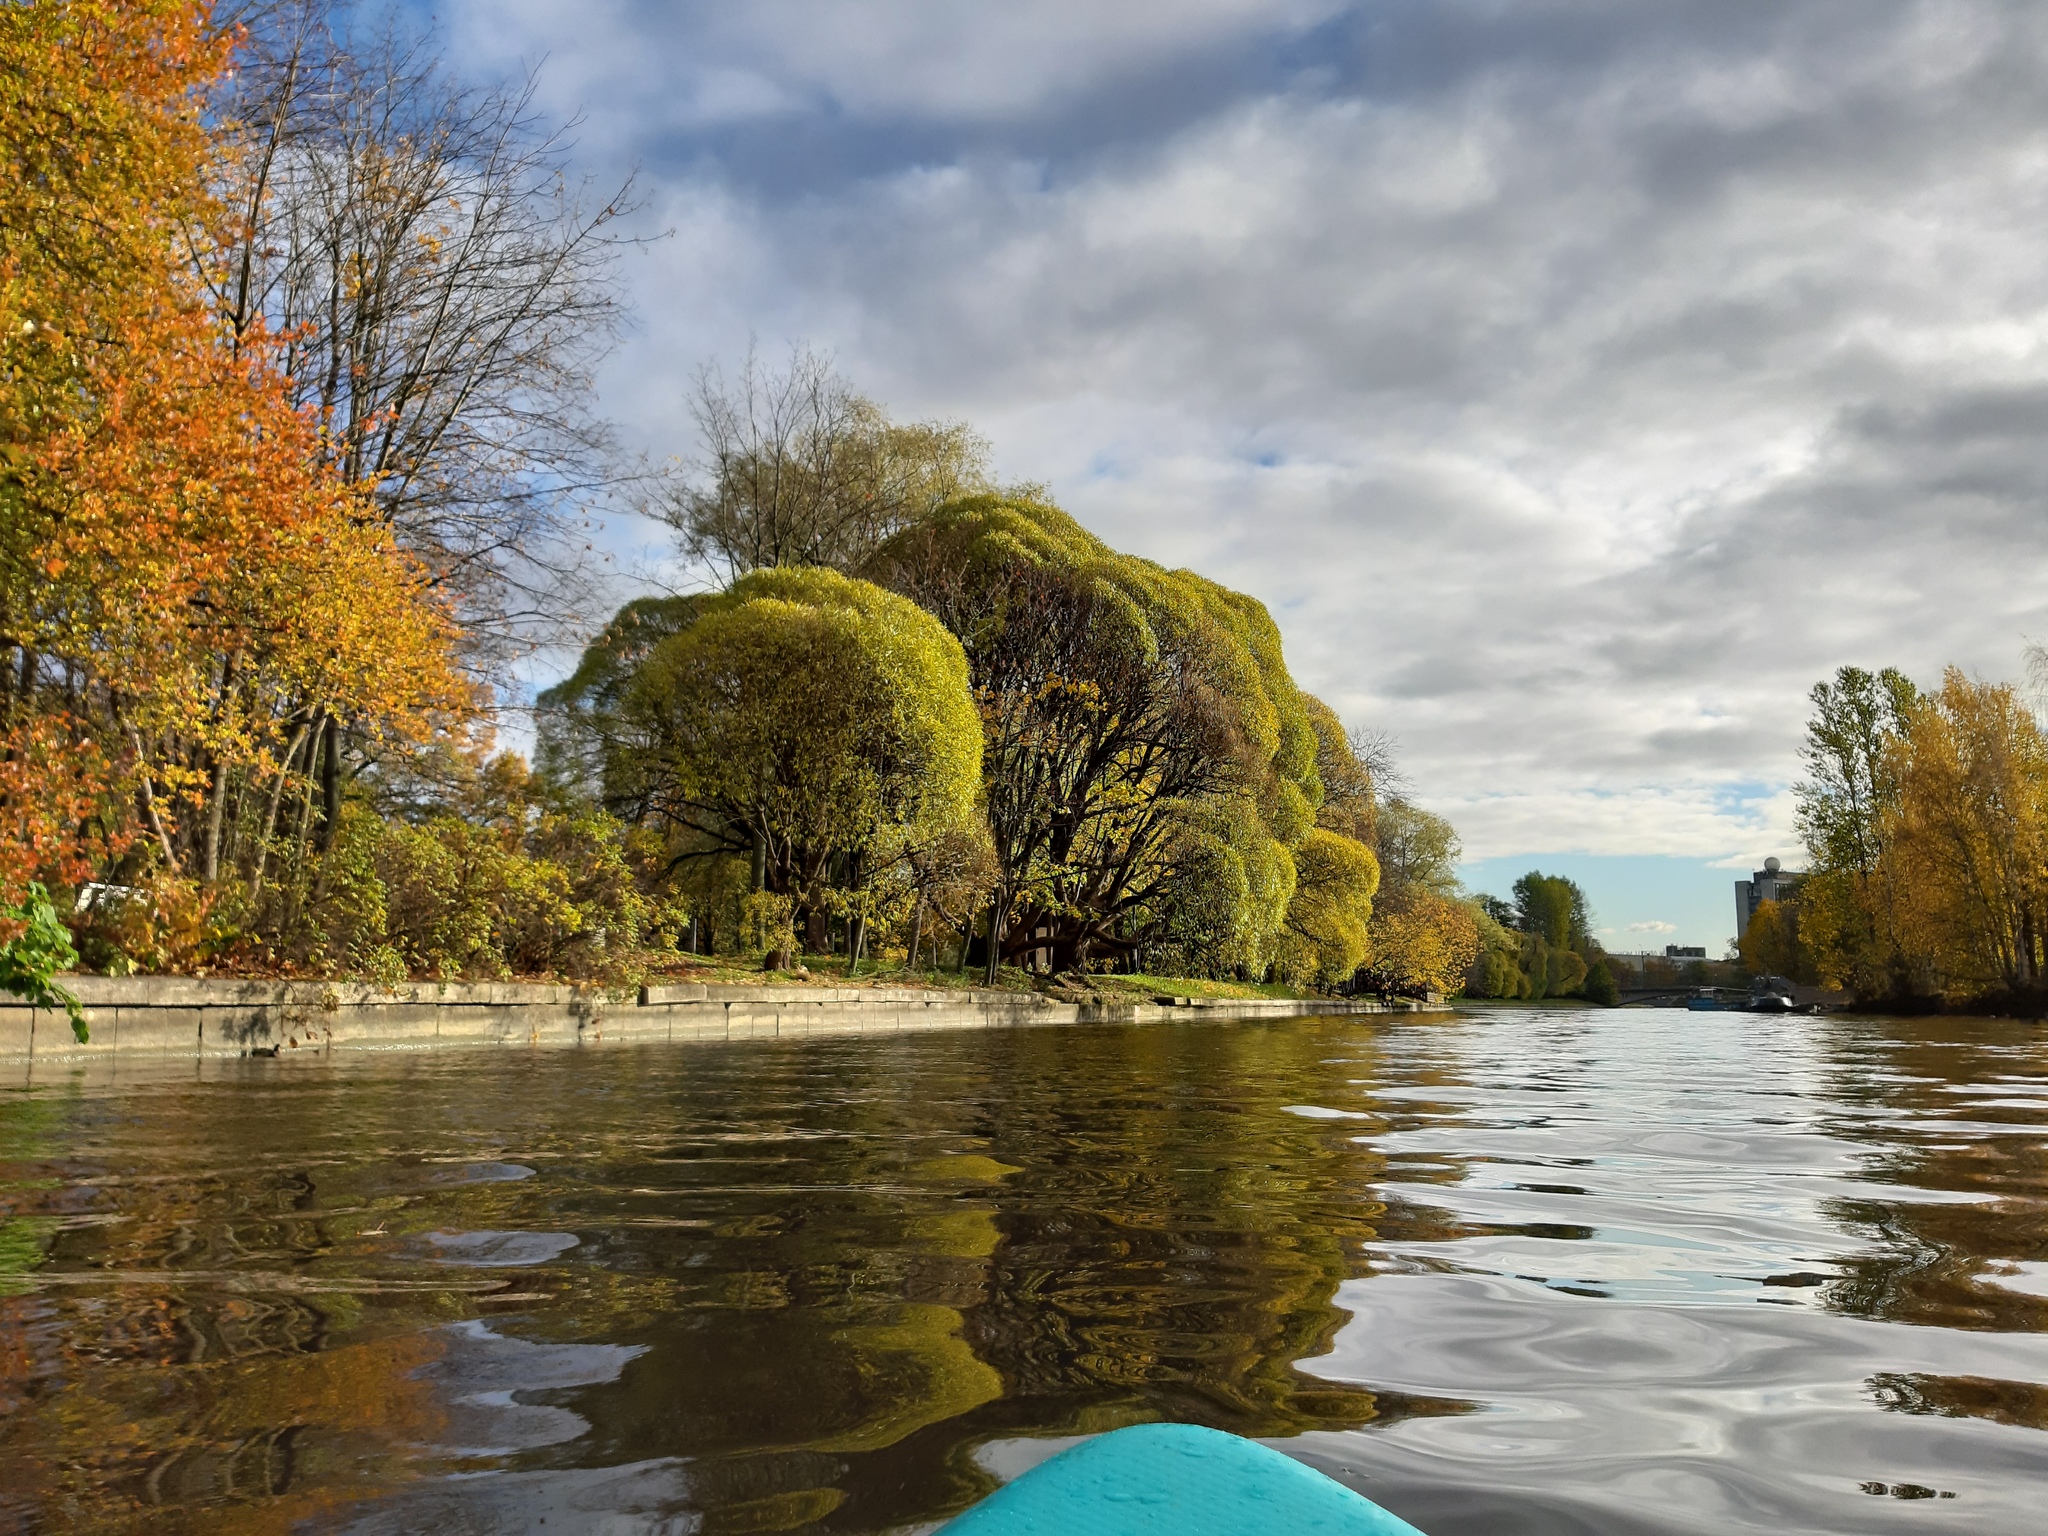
<box><xmin>0</xmin><ymin>977</ymin><xmax>1441</xmax><ymax>1071</ymax></box>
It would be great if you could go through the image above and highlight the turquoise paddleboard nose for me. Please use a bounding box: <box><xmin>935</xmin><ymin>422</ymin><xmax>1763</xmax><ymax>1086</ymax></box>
<box><xmin>937</xmin><ymin>1422</ymin><xmax>1429</xmax><ymax>1535</ymax></box>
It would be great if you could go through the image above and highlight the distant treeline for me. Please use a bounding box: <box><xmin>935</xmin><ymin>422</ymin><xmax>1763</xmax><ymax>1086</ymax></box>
<box><xmin>1463</xmin><ymin>872</ymin><xmax>1621</xmax><ymax>1006</ymax></box>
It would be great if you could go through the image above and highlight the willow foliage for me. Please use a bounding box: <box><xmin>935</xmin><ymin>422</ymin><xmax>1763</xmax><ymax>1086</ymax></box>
<box><xmin>868</xmin><ymin>494</ymin><xmax>1327</xmax><ymax>975</ymax></box>
<box><xmin>1273</xmin><ymin>828</ymin><xmax>1379</xmax><ymax>987</ymax></box>
<box><xmin>554</xmin><ymin>568</ymin><xmax>981</xmax><ymax>920</ymax></box>
<box><xmin>1277</xmin><ymin>699</ymin><xmax>1380</xmax><ymax>985</ymax></box>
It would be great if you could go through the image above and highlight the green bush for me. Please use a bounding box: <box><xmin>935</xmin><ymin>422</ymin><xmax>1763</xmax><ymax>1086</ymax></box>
<box><xmin>0</xmin><ymin>884</ymin><xmax>86</xmax><ymax>1041</ymax></box>
<box><xmin>1581</xmin><ymin>958</ymin><xmax>1621</xmax><ymax>1007</ymax></box>
<box><xmin>319</xmin><ymin>803</ymin><xmax>674</xmax><ymax>985</ymax></box>
<box><xmin>739</xmin><ymin>890</ymin><xmax>795</xmax><ymax>966</ymax></box>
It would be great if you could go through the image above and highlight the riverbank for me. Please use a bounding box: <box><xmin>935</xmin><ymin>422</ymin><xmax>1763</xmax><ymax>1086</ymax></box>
<box><xmin>0</xmin><ymin>975</ymin><xmax>1448</xmax><ymax>1071</ymax></box>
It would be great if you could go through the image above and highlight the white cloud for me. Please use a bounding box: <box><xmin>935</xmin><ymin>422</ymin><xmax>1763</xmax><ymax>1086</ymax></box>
<box><xmin>442</xmin><ymin>0</ymin><xmax>2048</xmax><ymax>860</ymax></box>
<box><xmin>1624</xmin><ymin>920</ymin><xmax>1680</xmax><ymax>935</ymax></box>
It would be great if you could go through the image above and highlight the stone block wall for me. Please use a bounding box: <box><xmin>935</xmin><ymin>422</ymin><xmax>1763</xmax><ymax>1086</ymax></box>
<box><xmin>0</xmin><ymin>976</ymin><xmax>1437</xmax><ymax>1073</ymax></box>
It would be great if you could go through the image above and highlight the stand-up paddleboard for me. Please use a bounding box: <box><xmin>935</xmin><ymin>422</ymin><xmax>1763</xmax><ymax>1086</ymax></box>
<box><xmin>937</xmin><ymin>1422</ymin><xmax>1429</xmax><ymax>1535</ymax></box>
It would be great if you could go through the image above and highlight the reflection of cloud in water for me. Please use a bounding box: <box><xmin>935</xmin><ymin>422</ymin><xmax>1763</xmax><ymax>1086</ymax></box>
<box><xmin>333</xmin><ymin>1322</ymin><xmax>683</xmax><ymax>1535</ymax></box>
<box><xmin>970</xmin><ymin>1434</ymin><xmax>1090</xmax><ymax>1483</ymax></box>
<box><xmin>333</xmin><ymin>1457</ymin><xmax>696</xmax><ymax>1536</ymax></box>
<box><xmin>1282</xmin><ymin>1105</ymin><xmax>1372</xmax><ymax>1120</ymax></box>
<box><xmin>419</xmin><ymin>1319</ymin><xmax>645</xmax><ymax>1455</ymax></box>
<box><xmin>1981</xmin><ymin>1261</ymin><xmax>2048</xmax><ymax>1299</ymax></box>
<box><xmin>1293</xmin><ymin>1271</ymin><xmax>2048</xmax><ymax>1533</ymax></box>
<box><xmin>433</xmin><ymin>1162</ymin><xmax>538</xmax><ymax>1184</ymax></box>
<box><xmin>426</xmin><ymin>1230</ymin><xmax>580</xmax><ymax>1266</ymax></box>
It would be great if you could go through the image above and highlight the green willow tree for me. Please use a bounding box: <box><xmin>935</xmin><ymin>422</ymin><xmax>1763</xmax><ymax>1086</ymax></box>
<box><xmin>542</xmin><ymin>568</ymin><xmax>982</xmax><ymax>956</ymax></box>
<box><xmin>1274</xmin><ymin>701</ymin><xmax>1380</xmax><ymax>986</ymax></box>
<box><xmin>865</xmin><ymin>494</ymin><xmax>1352</xmax><ymax>980</ymax></box>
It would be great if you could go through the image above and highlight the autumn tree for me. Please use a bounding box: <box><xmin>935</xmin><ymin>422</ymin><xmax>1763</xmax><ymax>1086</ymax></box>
<box><xmin>1359</xmin><ymin>891</ymin><xmax>1479</xmax><ymax>997</ymax></box>
<box><xmin>1351</xmin><ymin>782</ymin><xmax>1479</xmax><ymax>996</ymax></box>
<box><xmin>1794</xmin><ymin>665</ymin><xmax>1921</xmax><ymax>997</ymax></box>
<box><xmin>1737</xmin><ymin>898</ymin><xmax>1814</xmax><ymax>984</ymax></box>
<box><xmin>0</xmin><ymin>0</ymin><xmax>465</xmax><ymax>948</ymax></box>
<box><xmin>1886</xmin><ymin>670</ymin><xmax>2048</xmax><ymax>995</ymax></box>
<box><xmin>208</xmin><ymin>0</ymin><xmax>636</xmax><ymax>650</ymax></box>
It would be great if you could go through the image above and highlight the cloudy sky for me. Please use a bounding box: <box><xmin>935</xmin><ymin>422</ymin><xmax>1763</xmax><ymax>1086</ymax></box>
<box><xmin>433</xmin><ymin>0</ymin><xmax>2048</xmax><ymax>948</ymax></box>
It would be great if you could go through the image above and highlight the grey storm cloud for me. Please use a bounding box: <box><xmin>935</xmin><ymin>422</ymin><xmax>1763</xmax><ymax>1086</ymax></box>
<box><xmin>444</xmin><ymin>0</ymin><xmax>2048</xmax><ymax>859</ymax></box>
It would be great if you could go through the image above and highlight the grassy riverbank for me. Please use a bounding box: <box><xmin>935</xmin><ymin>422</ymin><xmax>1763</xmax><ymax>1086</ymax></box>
<box><xmin>646</xmin><ymin>956</ymin><xmax>1316</xmax><ymax>1002</ymax></box>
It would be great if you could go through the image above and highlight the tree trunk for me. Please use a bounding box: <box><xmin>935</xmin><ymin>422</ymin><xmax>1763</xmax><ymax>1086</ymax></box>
<box><xmin>249</xmin><ymin>722</ymin><xmax>310</xmax><ymax>901</ymax></box>
<box><xmin>201</xmin><ymin>652</ymin><xmax>240</xmax><ymax>883</ymax></box>
<box><xmin>314</xmin><ymin>713</ymin><xmax>340</xmax><ymax>854</ymax></box>
<box><xmin>906</xmin><ymin>893</ymin><xmax>925</xmax><ymax>970</ymax></box>
<box><xmin>983</xmin><ymin>897</ymin><xmax>1006</xmax><ymax>986</ymax></box>
<box><xmin>202</xmin><ymin>754</ymin><xmax>230</xmax><ymax>883</ymax></box>
<box><xmin>123</xmin><ymin>724</ymin><xmax>181</xmax><ymax>873</ymax></box>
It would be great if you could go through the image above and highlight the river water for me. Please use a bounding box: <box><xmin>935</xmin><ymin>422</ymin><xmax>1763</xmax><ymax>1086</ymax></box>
<box><xmin>1</xmin><ymin>1007</ymin><xmax>2045</xmax><ymax>1534</ymax></box>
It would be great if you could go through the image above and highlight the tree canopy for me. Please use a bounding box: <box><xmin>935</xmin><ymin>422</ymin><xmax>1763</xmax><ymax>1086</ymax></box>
<box><xmin>0</xmin><ymin>0</ymin><xmax>464</xmax><ymax>932</ymax></box>
<box><xmin>546</xmin><ymin>567</ymin><xmax>982</xmax><ymax>937</ymax></box>
<box><xmin>1783</xmin><ymin>664</ymin><xmax>2048</xmax><ymax>1004</ymax></box>
<box><xmin>668</xmin><ymin>346</ymin><xmax>993</xmax><ymax>580</ymax></box>
<box><xmin>866</xmin><ymin>493</ymin><xmax>1333</xmax><ymax>977</ymax></box>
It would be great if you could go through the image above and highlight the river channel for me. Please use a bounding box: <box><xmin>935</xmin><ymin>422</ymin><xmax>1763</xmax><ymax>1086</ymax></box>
<box><xmin>1</xmin><ymin>1007</ymin><xmax>2045</xmax><ymax>1534</ymax></box>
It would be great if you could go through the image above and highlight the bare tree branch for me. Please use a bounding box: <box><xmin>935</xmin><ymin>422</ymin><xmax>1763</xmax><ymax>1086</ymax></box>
<box><xmin>206</xmin><ymin>0</ymin><xmax>646</xmax><ymax>670</ymax></box>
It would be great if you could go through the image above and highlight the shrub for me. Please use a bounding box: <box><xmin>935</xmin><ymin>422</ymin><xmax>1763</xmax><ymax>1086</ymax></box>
<box><xmin>0</xmin><ymin>884</ymin><xmax>86</xmax><ymax>1041</ymax></box>
<box><xmin>739</xmin><ymin>890</ymin><xmax>795</xmax><ymax>968</ymax></box>
<box><xmin>314</xmin><ymin>803</ymin><xmax>674</xmax><ymax>985</ymax></box>
<box><xmin>1581</xmin><ymin>958</ymin><xmax>1620</xmax><ymax>1007</ymax></box>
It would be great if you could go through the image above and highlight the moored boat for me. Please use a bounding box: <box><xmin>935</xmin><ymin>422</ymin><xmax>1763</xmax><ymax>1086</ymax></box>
<box><xmin>1748</xmin><ymin>974</ymin><xmax>1799</xmax><ymax>1013</ymax></box>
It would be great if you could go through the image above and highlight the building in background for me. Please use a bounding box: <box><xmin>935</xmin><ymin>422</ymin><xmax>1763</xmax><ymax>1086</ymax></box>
<box><xmin>1664</xmin><ymin>944</ymin><xmax>1707</xmax><ymax>960</ymax></box>
<box><xmin>1735</xmin><ymin>857</ymin><xmax>1803</xmax><ymax>943</ymax></box>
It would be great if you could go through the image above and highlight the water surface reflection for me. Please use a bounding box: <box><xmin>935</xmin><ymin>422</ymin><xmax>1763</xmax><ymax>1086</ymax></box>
<box><xmin>0</xmin><ymin>1008</ymin><xmax>2043</xmax><ymax>1533</ymax></box>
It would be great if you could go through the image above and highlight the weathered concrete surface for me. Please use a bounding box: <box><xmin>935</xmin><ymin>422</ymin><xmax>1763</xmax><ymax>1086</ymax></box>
<box><xmin>0</xmin><ymin>976</ymin><xmax>1444</xmax><ymax>1074</ymax></box>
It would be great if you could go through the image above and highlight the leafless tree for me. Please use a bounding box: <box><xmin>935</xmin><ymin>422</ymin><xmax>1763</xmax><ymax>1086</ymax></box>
<box><xmin>205</xmin><ymin>0</ymin><xmax>640</xmax><ymax>663</ymax></box>
<box><xmin>1347</xmin><ymin>726</ymin><xmax>1407</xmax><ymax>804</ymax></box>
<box><xmin>665</xmin><ymin>344</ymin><xmax>992</xmax><ymax>581</ymax></box>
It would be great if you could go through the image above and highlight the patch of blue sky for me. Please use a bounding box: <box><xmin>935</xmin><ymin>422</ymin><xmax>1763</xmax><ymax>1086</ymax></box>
<box><xmin>1457</xmin><ymin>853</ymin><xmax>1762</xmax><ymax>957</ymax></box>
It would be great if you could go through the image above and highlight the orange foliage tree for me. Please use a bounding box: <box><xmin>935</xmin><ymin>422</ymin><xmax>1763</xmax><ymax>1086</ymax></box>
<box><xmin>0</xmin><ymin>1</ymin><xmax>465</xmax><ymax>935</ymax></box>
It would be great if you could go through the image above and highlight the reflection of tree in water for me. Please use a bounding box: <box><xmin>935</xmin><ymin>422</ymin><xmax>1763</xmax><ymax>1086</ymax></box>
<box><xmin>961</xmin><ymin>1022</ymin><xmax>1406</xmax><ymax>1433</ymax></box>
<box><xmin>1806</xmin><ymin>1019</ymin><xmax>2048</xmax><ymax>1336</ymax></box>
<box><xmin>479</xmin><ymin>1021</ymin><xmax>1473</xmax><ymax>1532</ymax></box>
<box><xmin>0</xmin><ymin>1022</ymin><xmax>1477</xmax><ymax>1535</ymax></box>
<box><xmin>675</xmin><ymin>1020</ymin><xmax>1471</xmax><ymax>1534</ymax></box>
<box><xmin>1870</xmin><ymin>1370</ymin><xmax>2048</xmax><ymax>1432</ymax></box>
<box><xmin>0</xmin><ymin>1083</ymin><xmax>464</xmax><ymax>1532</ymax></box>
